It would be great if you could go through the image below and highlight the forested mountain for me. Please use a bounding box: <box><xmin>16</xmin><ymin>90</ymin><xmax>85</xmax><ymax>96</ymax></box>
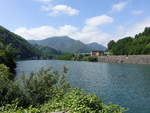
<box><xmin>0</xmin><ymin>43</ymin><xmax>16</xmax><ymax>79</ymax></box>
<box><xmin>0</xmin><ymin>26</ymin><xmax>60</xmax><ymax>59</ymax></box>
<box><xmin>87</xmin><ymin>42</ymin><xmax>106</xmax><ymax>51</ymax></box>
<box><xmin>0</xmin><ymin>26</ymin><xmax>39</xmax><ymax>59</ymax></box>
<box><xmin>107</xmin><ymin>27</ymin><xmax>150</xmax><ymax>55</ymax></box>
<box><xmin>29</xmin><ymin>36</ymin><xmax>92</xmax><ymax>53</ymax></box>
<box><xmin>33</xmin><ymin>44</ymin><xmax>61</xmax><ymax>59</ymax></box>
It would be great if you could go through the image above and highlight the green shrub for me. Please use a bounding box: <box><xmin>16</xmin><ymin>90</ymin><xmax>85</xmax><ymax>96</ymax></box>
<box><xmin>0</xmin><ymin>43</ymin><xmax>16</xmax><ymax>79</ymax></box>
<box><xmin>17</xmin><ymin>66</ymin><xmax>70</xmax><ymax>107</ymax></box>
<box><xmin>73</xmin><ymin>54</ymin><xmax>98</xmax><ymax>62</ymax></box>
<box><xmin>0</xmin><ymin>64</ymin><xmax>12</xmax><ymax>80</ymax></box>
<box><xmin>0</xmin><ymin>64</ymin><xmax>24</xmax><ymax>106</ymax></box>
<box><xmin>0</xmin><ymin>103</ymin><xmax>40</xmax><ymax>113</ymax></box>
<box><xmin>0</xmin><ymin>64</ymin><xmax>70</xmax><ymax>108</ymax></box>
<box><xmin>40</xmin><ymin>88</ymin><xmax>126</xmax><ymax>113</ymax></box>
<box><xmin>54</xmin><ymin>54</ymin><xmax>74</xmax><ymax>60</ymax></box>
<box><xmin>80</xmin><ymin>56</ymin><xmax>98</xmax><ymax>62</ymax></box>
<box><xmin>0</xmin><ymin>66</ymin><xmax>126</xmax><ymax>113</ymax></box>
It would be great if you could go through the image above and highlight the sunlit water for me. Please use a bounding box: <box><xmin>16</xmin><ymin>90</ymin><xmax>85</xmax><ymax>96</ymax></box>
<box><xmin>16</xmin><ymin>60</ymin><xmax>150</xmax><ymax>113</ymax></box>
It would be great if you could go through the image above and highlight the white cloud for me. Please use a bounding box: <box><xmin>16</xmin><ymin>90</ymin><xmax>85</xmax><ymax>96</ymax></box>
<box><xmin>41</xmin><ymin>4</ymin><xmax>79</xmax><ymax>16</ymax></box>
<box><xmin>14</xmin><ymin>26</ymin><xmax>56</xmax><ymax>40</ymax></box>
<box><xmin>111</xmin><ymin>2</ymin><xmax>127</xmax><ymax>12</ymax></box>
<box><xmin>36</xmin><ymin>0</ymin><xmax>79</xmax><ymax>16</ymax></box>
<box><xmin>59</xmin><ymin>25</ymin><xmax>78</xmax><ymax>35</ymax></box>
<box><xmin>46</xmin><ymin>5</ymin><xmax>79</xmax><ymax>16</ymax></box>
<box><xmin>14</xmin><ymin>10</ymin><xmax>150</xmax><ymax>46</ymax></box>
<box><xmin>14</xmin><ymin>15</ymin><xmax>113</xmax><ymax>45</ymax></box>
<box><xmin>84</xmin><ymin>15</ymin><xmax>114</xmax><ymax>31</ymax></box>
<box><xmin>112</xmin><ymin>17</ymin><xmax>150</xmax><ymax>42</ymax></box>
<box><xmin>132</xmin><ymin>10</ymin><xmax>143</xmax><ymax>15</ymax></box>
<box><xmin>72</xmin><ymin>29</ymin><xmax>112</xmax><ymax>45</ymax></box>
<box><xmin>126</xmin><ymin>17</ymin><xmax>150</xmax><ymax>36</ymax></box>
<box><xmin>14</xmin><ymin>25</ymin><xmax>78</xmax><ymax>40</ymax></box>
<box><xmin>73</xmin><ymin>15</ymin><xmax>114</xmax><ymax>44</ymax></box>
<box><xmin>15</xmin><ymin>25</ymin><xmax>112</xmax><ymax>45</ymax></box>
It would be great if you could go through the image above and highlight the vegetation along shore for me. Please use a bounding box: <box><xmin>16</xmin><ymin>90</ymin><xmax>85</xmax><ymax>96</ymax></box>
<box><xmin>0</xmin><ymin>26</ymin><xmax>126</xmax><ymax>113</ymax></box>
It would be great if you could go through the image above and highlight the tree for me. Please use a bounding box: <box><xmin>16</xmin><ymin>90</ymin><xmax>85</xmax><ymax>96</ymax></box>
<box><xmin>107</xmin><ymin>27</ymin><xmax>150</xmax><ymax>55</ymax></box>
<box><xmin>0</xmin><ymin>42</ymin><xmax>16</xmax><ymax>79</ymax></box>
<box><xmin>107</xmin><ymin>40</ymin><xmax>116</xmax><ymax>50</ymax></box>
<box><xmin>143</xmin><ymin>43</ymin><xmax>150</xmax><ymax>54</ymax></box>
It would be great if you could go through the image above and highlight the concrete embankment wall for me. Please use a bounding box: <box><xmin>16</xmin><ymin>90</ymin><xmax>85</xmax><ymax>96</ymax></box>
<box><xmin>98</xmin><ymin>55</ymin><xmax>150</xmax><ymax>64</ymax></box>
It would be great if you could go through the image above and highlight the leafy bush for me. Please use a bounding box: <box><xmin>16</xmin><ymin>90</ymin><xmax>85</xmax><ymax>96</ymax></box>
<box><xmin>0</xmin><ymin>43</ymin><xmax>16</xmax><ymax>79</ymax></box>
<box><xmin>0</xmin><ymin>103</ymin><xmax>40</xmax><ymax>113</ymax></box>
<box><xmin>53</xmin><ymin>54</ymin><xmax>98</xmax><ymax>62</ymax></box>
<box><xmin>41</xmin><ymin>88</ymin><xmax>103</xmax><ymax>113</ymax></box>
<box><xmin>0</xmin><ymin>65</ymin><xmax>126</xmax><ymax>113</ymax></box>
<box><xmin>0</xmin><ymin>64</ymin><xmax>23</xmax><ymax>106</ymax></box>
<box><xmin>74</xmin><ymin>54</ymin><xmax>98</xmax><ymax>62</ymax></box>
<box><xmin>18</xmin><ymin>67</ymin><xmax>70</xmax><ymax>107</ymax></box>
<box><xmin>54</xmin><ymin>54</ymin><xmax>74</xmax><ymax>60</ymax></box>
<box><xmin>0</xmin><ymin>64</ymin><xmax>70</xmax><ymax>108</ymax></box>
<box><xmin>40</xmin><ymin>88</ymin><xmax>126</xmax><ymax>113</ymax></box>
<box><xmin>0</xmin><ymin>64</ymin><xmax>12</xmax><ymax>80</ymax></box>
<box><xmin>0</xmin><ymin>88</ymin><xmax>126</xmax><ymax>113</ymax></box>
<box><xmin>87</xmin><ymin>56</ymin><xmax>98</xmax><ymax>62</ymax></box>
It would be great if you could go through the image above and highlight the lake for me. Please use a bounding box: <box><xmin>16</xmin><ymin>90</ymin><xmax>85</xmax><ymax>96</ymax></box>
<box><xmin>16</xmin><ymin>60</ymin><xmax>150</xmax><ymax>113</ymax></box>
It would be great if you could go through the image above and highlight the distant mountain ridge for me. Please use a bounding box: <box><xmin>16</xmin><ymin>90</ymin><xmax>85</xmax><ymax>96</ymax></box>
<box><xmin>29</xmin><ymin>36</ymin><xmax>106</xmax><ymax>53</ymax></box>
<box><xmin>87</xmin><ymin>42</ymin><xmax>106</xmax><ymax>51</ymax></box>
<box><xmin>0</xmin><ymin>25</ymin><xmax>106</xmax><ymax>59</ymax></box>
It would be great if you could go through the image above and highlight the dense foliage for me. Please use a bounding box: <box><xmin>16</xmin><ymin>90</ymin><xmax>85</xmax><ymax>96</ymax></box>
<box><xmin>0</xmin><ymin>26</ymin><xmax>40</xmax><ymax>59</ymax></box>
<box><xmin>0</xmin><ymin>64</ymin><xmax>125</xmax><ymax>113</ymax></box>
<box><xmin>0</xmin><ymin>64</ymin><xmax>22</xmax><ymax>106</ymax></box>
<box><xmin>0</xmin><ymin>43</ymin><xmax>16</xmax><ymax>79</ymax></box>
<box><xmin>0</xmin><ymin>88</ymin><xmax>126</xmax><ymax>113</ymax></box>
<box><xmin>33</xmin><ymin>44</ymin><xmax>61</xmax><ymax>59</ymax></box>
<box><xmin>0</xmin><ymin>26</ymin><xmax>61</xmax><ymax>60</ymax></box>
<box><xmin>40</xmin><ymin>88</ymin><xmax>126</xmax><ymax>113</ymax></box>
<box><xmin>0</xmin><ymin>65</ymin><xmax>69</xmax><ymax>107</ymax></box>
<box><xmin>107</xmin><ymin>27</ymin><xmax>150</xmax><ymax>55</ymax></box>
<box><xmin>73</xmin><ymin>54</ymin><xmax>98</xmax><ymax>62</ymax></box>
<box><xmin>54</xmin><ymin>54</ymin><xmax>98</xmax><ymax>62</ymax></box>
<box><xmin>54</xmin><ymin>54</ymin><xmax>74</xmax><ymax>60</ymax></box>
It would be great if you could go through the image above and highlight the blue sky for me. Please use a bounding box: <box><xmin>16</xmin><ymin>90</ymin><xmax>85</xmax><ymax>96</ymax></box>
<box><xmin>0</xmin><ymin>0</ymin><xmax>150</xmax><ymax>45</ymax></box>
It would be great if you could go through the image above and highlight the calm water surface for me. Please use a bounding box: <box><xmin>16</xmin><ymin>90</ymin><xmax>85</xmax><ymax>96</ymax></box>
<box><xmin>16</xmin><ymin>60</ymin><xmax>150</xmax><ymax>113</ymax></box>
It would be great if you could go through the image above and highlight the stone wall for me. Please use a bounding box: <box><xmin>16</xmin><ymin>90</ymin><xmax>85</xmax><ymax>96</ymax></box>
<box><xmin>98</xmin><ymin>55</ymin><xmax>150</xmax><ymax>64</ymax></box>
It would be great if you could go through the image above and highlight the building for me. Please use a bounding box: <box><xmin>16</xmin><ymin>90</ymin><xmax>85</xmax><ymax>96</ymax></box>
<box><xmin>91</xmin><ymin>50</ymin><xmax>104</xmax><ymax>56</ymax></box>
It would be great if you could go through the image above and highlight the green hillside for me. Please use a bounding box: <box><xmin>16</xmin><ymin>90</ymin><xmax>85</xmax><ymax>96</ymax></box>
<box><xmin>107</xmin><ymin>27</ymin><xmax>150</xmax><ymax>55</ymax></box>
<box><xmin>0</xmin><ymin>26</ymin><xmax>39</xmax><ymax>59</ymax></box>
<box><xmin>33</xmin><ymin>44</ymin><xmax>61</xmax><ymax>59</ymax></box>
<box><xmin>29</xmin><ymin>36</ymin><xmax>92</xmax><ymax>53</ymax></box>
<box><xmin>0</xmin><ymin>26</ymin><xmax>60</xmax><ymax>59</ymax></box>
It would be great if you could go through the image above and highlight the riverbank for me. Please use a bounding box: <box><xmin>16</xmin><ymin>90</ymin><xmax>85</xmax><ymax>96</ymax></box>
<box><xmin>98</xmin><ymin>55</ymin><xmax>150</xmax><ymax>64</ymax></box>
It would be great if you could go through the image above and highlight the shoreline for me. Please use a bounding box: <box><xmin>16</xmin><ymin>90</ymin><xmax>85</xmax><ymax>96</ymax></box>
<box><xmin>98</xmin><ymin>55</ymin><xmax>150</xmax><ymax>64</ymax></box>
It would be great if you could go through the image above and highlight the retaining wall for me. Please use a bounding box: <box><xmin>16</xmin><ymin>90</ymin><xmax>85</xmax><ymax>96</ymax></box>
<box><xmin>98</xmin><ymin>55</ymin><xmax>150</xmax><ymax>64</ymax></box>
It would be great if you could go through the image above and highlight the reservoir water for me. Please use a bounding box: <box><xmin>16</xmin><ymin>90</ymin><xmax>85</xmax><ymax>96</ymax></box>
<box><xmin>16</xmin><ymin>60</ymin><xmax>150</xmax><ymax>113</ymax></box>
